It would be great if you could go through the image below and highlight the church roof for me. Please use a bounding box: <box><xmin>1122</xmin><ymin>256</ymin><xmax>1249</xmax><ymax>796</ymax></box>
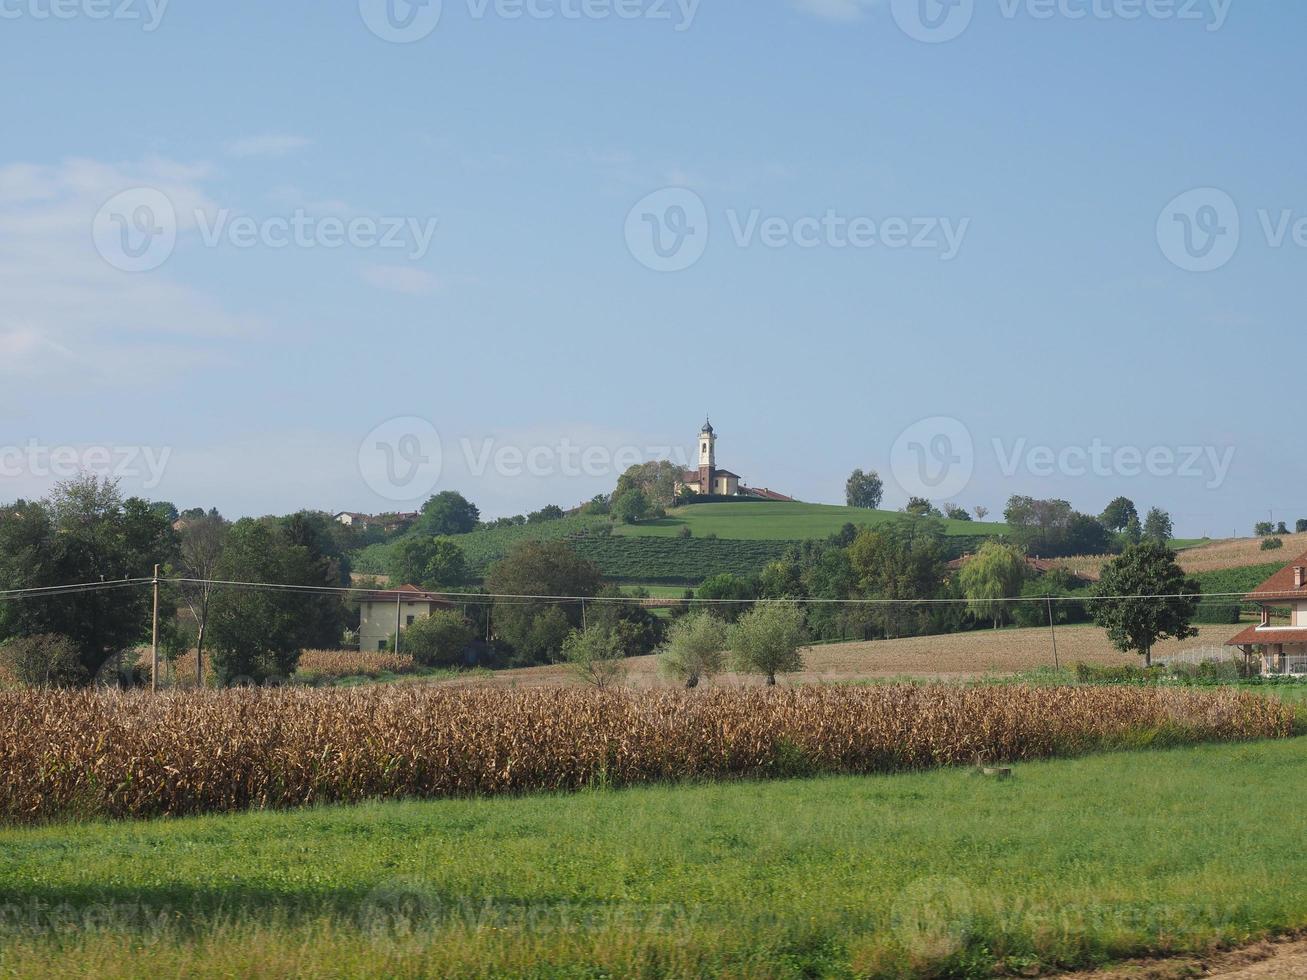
<box><xmin>701</xmin><ymin>417</ymin><xmax>714</xmax><ymax>435</ymax></box>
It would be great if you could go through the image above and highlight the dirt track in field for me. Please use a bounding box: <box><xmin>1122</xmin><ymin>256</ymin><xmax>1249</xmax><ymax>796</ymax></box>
<box><xmin>426</xmin><ymin>624</ymin><xmax>1241</xmax><ymax>689</ymax></box>
<box><xmin>1065</xmin><ymin>937</ymin><xmax>1307</xmax><ymax>979</ymax></box>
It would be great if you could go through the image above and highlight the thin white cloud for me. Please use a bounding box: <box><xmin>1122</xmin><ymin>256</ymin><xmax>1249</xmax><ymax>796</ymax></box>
<box><xmin>791</xmin><ymin>0</ymin><xmax>879</xmax><ymax>20</ymax></box>
<box><xmin>224</xmin><ymin>134</ymin><xmax>312</xmax><ymax>159</ymax></box>
<box><xmin>361</xmin><ymin>265</ymin><xmax>439</xmax><ymax>295</ymax></box>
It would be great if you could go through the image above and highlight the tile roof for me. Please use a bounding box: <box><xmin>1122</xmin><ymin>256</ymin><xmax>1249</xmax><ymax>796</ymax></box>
<box><xmin>355</xmin><ymin>584</ymin><xmax>454</xmax><ymax>605</ymax></box>
<box><xmin>1226</xmin><ymin>625</ymin><xmax>1307</xmax><ymax>647</ymax></box>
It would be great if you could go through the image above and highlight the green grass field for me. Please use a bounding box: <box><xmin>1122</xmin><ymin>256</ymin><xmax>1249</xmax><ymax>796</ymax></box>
<box><xmin>616</xmin><ymin>501</ymin><xmax>1008</xmax><ymax>541</ymax></box>
<box><xmin>3</xmin><ymin>738</ymin><xmax>1305</xmax><ymax>978</ymax></box>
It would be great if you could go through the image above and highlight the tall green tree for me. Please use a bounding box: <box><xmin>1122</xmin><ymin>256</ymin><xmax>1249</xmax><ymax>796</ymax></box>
<box><xmin>1142</xmin><ymin>507</ymin><xmax>1174</xmax><ymax>546</ymax></box>
<box><xmin>418</xmin><ymin>491</ymin><xmax>480</xmax><ymax>537</ymax></box>
<box><xmin>958</xmin><ymin>541</ymin><xmax>1026</xmax><ymax>629</ymax></box>
<box><xmin>0</xmin><ymin>477</ymin><xmax>176</xmax><ymax>685</ymax></box>
<box><xmin>1100</xmin><ymin>497</ymin><xmax>1139</xmax><ymax>533</ymax></box>
<box><xmin>389</xmin><ymin>536</ymin><xmax>467</xmax><ymax>589</ymax></box>
<box><xmin>658</xmin><ymin>611</ymin><xmax>729</xmax><ymax>688</ymax></box>
<box><xmin>175</xmin><ymin>512</ymin><xmax>229</xmax><ymax>686</ymax></box>
<box><xmin>729</xmin><ymin>602</ymin><xmax>809</xmax><ymax>686</ymax></box>
<box><xmin>612</xmin><ymin>488</ymin><xmax>650</xmax><ymax>525</ymax></box>
<box><xmin>845</xmin><ymin>469</ymin><xmax>884</xmax><ymax>510</ymax></box>
<box><xmin>847</xmin><ymin>518</ymin><xmax>947</xmax><ymax>638</ymax></box>
<box><xmin>485</xmin><ymin>541</ymin><xmax>601</xmax><ymax>666</ymax></box>
<box><xmin>1092</xmin><ymin>542</ymin><xmax>1200</xmax><ymax>666</ymax></box>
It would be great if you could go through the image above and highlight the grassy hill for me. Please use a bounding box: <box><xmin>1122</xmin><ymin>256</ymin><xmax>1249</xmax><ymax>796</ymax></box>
<box><xmin>615</xmin><ymin>501</ymin><xmax>1009</xmax><ymax>541</ymax></box>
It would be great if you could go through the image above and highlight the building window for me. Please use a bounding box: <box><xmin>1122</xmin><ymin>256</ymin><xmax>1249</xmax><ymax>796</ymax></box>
<box><xmin>406</xmin><ymin>615</ymin><xmax>415</xmax><ymax>626</ymax></box>
<box><xmin>378</xmin><ymin>640</ymin><xmax>387</xmax><ymax>651</ymax></box>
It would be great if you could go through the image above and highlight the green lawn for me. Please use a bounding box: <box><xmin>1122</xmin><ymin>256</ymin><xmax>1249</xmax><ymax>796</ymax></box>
<box><xmin>3</xmin><ymin>739</ymin><xmax>1305</xmax><ymax>978</ymax></box>
<box><xmin>617</xmin><ymin>501</ymin><xmax>1009</xmax><ymax>542</ymax></box>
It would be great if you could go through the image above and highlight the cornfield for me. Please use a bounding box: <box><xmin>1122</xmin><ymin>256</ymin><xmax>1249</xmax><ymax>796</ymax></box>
<box><xmin>0</xmin><ymin>685</ymin><xmax>1294</xmax><ymax>824</ymax></box>
<box><xmin>142</xmin><ymin>649</ymin><xmax>421</xmax><ymax>687</ymax></box>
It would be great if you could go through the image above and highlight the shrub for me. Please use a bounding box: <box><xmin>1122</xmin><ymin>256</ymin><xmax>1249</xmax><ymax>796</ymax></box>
<box><xmin>562</xmin><ymin>626</ymin><xmax>627</xmax><ymax>690</ymax></box>
<box><xmin>1297</xmin><ymin>519</ymin><xmax>1307</xmax><ymax>534</ymax></box>
<box><xmin>0</xmin><ymin>634</ymin><xmax>87</xmax><ymax>689</ymax></box>
<box><xmin>1192</xmin><ymin>603</ymin><xmax>1242</xmax><ymax>625</ymax></box>
<box><xmin>1261</xmin><ymin>537</ymin><xmax>1285</xmax><ymax>551</ymax></box>
<box><xmin>398</xmin><ymin>612</ymin><xmax>475</xmax><ymax>668</ymax></box>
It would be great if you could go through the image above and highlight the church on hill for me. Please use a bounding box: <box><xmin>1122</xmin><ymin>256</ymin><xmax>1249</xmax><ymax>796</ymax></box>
<box><xmin>675</xmin><ymin>419</ymin><xmax>796</xmax><ymax>502</ymax></box>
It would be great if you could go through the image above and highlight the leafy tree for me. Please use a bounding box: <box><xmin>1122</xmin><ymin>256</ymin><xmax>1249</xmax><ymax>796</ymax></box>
<box><xmin>563</xmin><ymin>625</ymin><xmax>627</xmax><ymax>690</ymax></box>
<box><xmin>972</xmin><ymin>505</ymin><xmax>990</xmax><ymax>522</ymax></box>
<box><xmin>175</xmin><ymin>512</ymin><xmax>228</xmax><ymax>687</ymax></box>
<box><xmin>695</xmin><ymin>573</ymin><xmax>757</xmax><ymax>622</ymax></box>
<box><xmin>1100</xmin><ymin>497</ymin><xmax>1139</xmax><ymax>533</ymax></box>
<box><xmin>485</xmin><ymin>541</ymin><xmax>601</xmax><ymax>666</ymax></box>
<box><xmin>612</xmin><ymin>488</ymin><xmax>650</xmax><ymax>525</ymax></box>
<box><xmin>845</xmin><ymin>469</ymin><xmax>885</xmax><ymax>510</ymax></box>
<box><xmin>528</xmin><ymin>505</ymin><xmax>566</xmax><ymax>524</ymax></box>
<box><xmin>847</xmin><ymin>518</ymin><xmax>947</xmax><ymax>638</ymax></box>
<box><xmin>758</xmin><ymin>560</ymin><xmax>805</xmax><ymax>600</ymax></box>
<box><xmin>0</xmin><ymin>477</ymin><xmax>176</xmax><ymax>685</ymax></box>
<box><xmin>613</xmin><ymin>461</ymin><xmax>683</xmax><ymax>509</ymax></box>
<box><xmin>1276</xmin><ymin>521</ymin><xmax>1289</xmax><ymax>536</ymax></box>
<box><xmin>400</xmin><ymin>610</ymin><xmax>474</xmax><ymax>668</ymax></box>
<box><xmin>903</xmin><ymin>497</ymin><xmax>942</xmax><ymax>518</ymax></box>
<box><xmin>944</xmin><ymin>505</ymin><xmax>972</xmax><ymax>522</ymax></box>
<box><xmin>1142</xmin><ymin>507</ymin><xmax>1173</xmax><ymax>546</ymax></box>
<box><xmin>1065</xmin><ymin>513</ymin><xmax>1113</xmax><ymax>556</ymax></box>
<box><xmin>729</xmin><ymin>602</ymin><xmax>808</xmax><ymax>686</ymax></box>
<box><xmin>419</xmin><ymin>491</ymin><xmax>480</xmax><ymax>537</ymax></box>
<box><xmin>389</xmin><ymin>536</ymin><xmax>467</xmax><ymax>589</ymax></box>
<box><xmin>584</xmin><ymin>494</ymin><xmax>611</xmax><ymax>517</ymax></box>
<box><xmin>1254</xmin><ymin>521</ymin><xmax>1274</xmax><ymax>537</ymax></box>
<box><xmin>1122</xmin><ymin>514</ymin><xmax>1143</xmax><ymax>546</ymax></box>
<box><xmin>958</xmin><ymin>541</ymin><xmax>1026</xmax><ymax>629</ymax></box>
<box><xmin>658</xmin><ymin>612</ymin><xmax>729</xmax><ymax>688</ymax></box>
<box><xmin>0</xmin><ymin>634</ymin><xmax>86</xmax><ymax>688</ymax></box>
<box><xmin>1092</xmin><ymin>542</ymin><xmax>1200</xmax><ymax>666</ymax></box>
<box><xmin>207</xmin><ymin>518</ymin><xmax>343</xmax><ymax>684</ymax></box>
<box><xmin>1297</xmin><ymin>519</ymin><xmax>1307</xmax><ymax>534</ymax></box>
<box><xmin>1005</xmin><ymin>496</ymin><xmax>1111</xmax><ymax>558</ymax></box>
<box><xmin>587</xmin><ymin>586</ymin><xmax>665</xmax><ymax>657</ymax></box>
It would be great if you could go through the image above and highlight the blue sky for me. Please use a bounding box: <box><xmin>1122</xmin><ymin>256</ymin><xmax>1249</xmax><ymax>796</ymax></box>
<box><xmin>0</xmin><ymin>0</ymin><xmax>1301</xmax><ymax>536</ymax></box>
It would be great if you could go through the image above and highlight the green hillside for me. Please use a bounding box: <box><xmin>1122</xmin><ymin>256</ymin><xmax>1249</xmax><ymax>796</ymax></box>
<box><xmin>615</xmin><ymin>501</ymin><xmax>1009</xmax><ymax>541</ymax></box>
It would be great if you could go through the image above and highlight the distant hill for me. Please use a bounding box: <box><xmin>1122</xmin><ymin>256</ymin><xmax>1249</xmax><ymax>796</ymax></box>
<box><xmin>354</xmin><ymin>502</ymin><xmax>1009</xmax><ymax>586</ymax></box>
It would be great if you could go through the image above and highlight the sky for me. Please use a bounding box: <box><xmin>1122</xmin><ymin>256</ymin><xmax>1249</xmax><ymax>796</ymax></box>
<box><xmin>0</xmin><ymin>0</ymin><xmax>1302</xmax><ymax>536</ymax></box>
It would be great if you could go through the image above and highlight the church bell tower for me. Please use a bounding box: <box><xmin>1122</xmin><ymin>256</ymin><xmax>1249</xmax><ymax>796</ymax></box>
<box><xmin>698</xmin><ymin>418</ymin><xmax>716</xmax><ymax>492</ymax></box>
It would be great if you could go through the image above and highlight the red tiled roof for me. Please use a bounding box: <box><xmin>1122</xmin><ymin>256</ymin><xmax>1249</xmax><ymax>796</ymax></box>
<box><xmin>1242</xmin><ymin>550</ymin><xmax>1307</xmax><ymax>602</ymax></box>
<box><xmin>1226</xmin><ymin>625</ymin><xmax>1307</xmax><ymax>647</ymax></box>
<box><xmin>355</xmin><ymin>584</ymin><xmax>454</xmax><ymax>605</ymax></box>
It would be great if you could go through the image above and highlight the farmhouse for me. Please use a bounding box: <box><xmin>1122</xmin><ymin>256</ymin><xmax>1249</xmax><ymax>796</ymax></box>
<box><xmin>1226</xmin><ymin>551</ymin><xmax>1307</xmax><ymax>675</ymax></box>
<box><xmin>356</xmin><ymin>584</ymin><xmax>455</xmax><ymax>652</ymax></box>
<box><xmin>674</xmin><ymin>419</ymin><xmax>795</xmax><ymax>502</ymax></box>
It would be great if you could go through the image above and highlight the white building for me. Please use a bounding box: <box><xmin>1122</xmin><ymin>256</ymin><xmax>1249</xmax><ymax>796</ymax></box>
<box><xmin>357</xmin><ymin>584</ymin><xmax>453</xmax><ymax>652</ymax></box>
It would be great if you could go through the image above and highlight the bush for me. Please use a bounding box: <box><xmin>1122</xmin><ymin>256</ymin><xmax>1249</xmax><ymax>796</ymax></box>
<box><xmin>1297</xmin><ymin>519</ymin><xmax>1307</xmax><ymax>534</ymax></box>
<box><xmin>1073</xmin><ymin>662</ymin><xmax>1167</xmax><ymax>684</ymax></box>
<box><xmin>1192</xmin><ymin>603</ymin><xmax>1242</xmax><ymax>625</ymax></box>
<box><xmin>0</xmin><ymin>634</ymin><xmax>87</xmax><ymax>688</ymax></box>
<box><xmin>399</xmin><ymin>611</ymin><xmax>475</xmax><ymax>668</ymax></box>
<box><xmin>1262</xmin><ymin>537</ymin><xmax>1285</xmax><ymax>551</ymax></box>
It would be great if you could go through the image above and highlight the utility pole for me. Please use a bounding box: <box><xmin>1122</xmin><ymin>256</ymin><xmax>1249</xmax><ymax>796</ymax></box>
<box><xmin>150</xmin><ymin>564</ymin><xmax>160</xmax><ymax>693</ymax></box>
<box><xmin>1046</xmin><ymin>595</ymin><xmax>1059</xmax><ymax>672</ymax></box>
<box><xmin>394</xmin><ymin>591</ymin><xmax>402</xmax><ymax>655</ymax></box>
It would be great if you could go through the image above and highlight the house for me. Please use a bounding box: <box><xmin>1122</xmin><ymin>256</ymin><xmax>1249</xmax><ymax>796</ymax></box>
<box><xmin>356</xmin><ymin>584</ymin><xmax>456</xmax><ymax>652</ymax></box>
<box><xmin>335</xmin><ymin>511</ymin><xmax>419</xmax><ymax>532</ymax></box>
<box><xmin>1226</xmin><ymin>551</ymin><xmax>1307</xmax><ymax>675</ymax></box>
<box><xmin>674</xmin><ymin>419</ymin><xmax>796</xmax><ymax>501</ymax></box>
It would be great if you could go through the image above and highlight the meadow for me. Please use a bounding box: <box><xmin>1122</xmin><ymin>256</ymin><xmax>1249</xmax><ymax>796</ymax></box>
<box><xmin>3</xmin><ymin>738</ymin><xmax>1307</xmax><ymax>978</ymax></box>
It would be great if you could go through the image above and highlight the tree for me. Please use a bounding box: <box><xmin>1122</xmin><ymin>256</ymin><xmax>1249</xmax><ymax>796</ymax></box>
<box><xmin>903</xmin><ymin>497</ymin><xmax>942</xmax><ymax>518</ymax></box>
<box><xmin>613</xmin><ymin>461</ymin><xmax>683</xmax><ymax>509</ymax></box>
<box><xmin>847</xmin><ymin>518</ymin><xmax>947</xmax><ymax>638</ymax></box>
<box><xmin>1092</xmin><ymin>542</ymin><xmax>1200</xmax><ymax>666</ymax></box>
<box><xmin>587</xmin><ymin>586</ymin><xmax>666</xmax><ymax>657</ymax></box>
<box><xmin>1122</xmin><ymin>514</ymin><xmax>1143</xmax><ymax>546</ymax></box>
<box><xmin>729</xmin><ymin>602</ymin><xmax>808</xmax><ymax>686</ymax></box>
<box><xmin>658</xmin><ymin>612</ymin><xmax>729</xmax><ymax>688</ymax></box>
<box><xmin>1276</xmin><ymin>521</ymin><xmax>1289</xmax><ymax>536</ymax></box>
<box><xmin>485</xmin><ymin>541</ymin><xmax>601</xmax><ymax>666</ymax></box>
<box><xmin>612</xmin><ymin>488</ymin><xmax>650</xmax><ymax>525</ymax></box>
<box><xmin>401</xmin><ymin>611</ymin><xmax>474</xmax><ymax>668</ymax></box>
<box><xmin>845</xmin><ymin>469</ymin><xmax>884</xmax><ymax>510</ymax></box>
<box><xmin>944</xmin><ymin>505</ymin><xmax>972</xmax><ymax>522</ymax></box>
<box><xmin>958</xmin><ymin>541</ymin><xmax>1026</xmax><ymax>629</ymax></box>
<box><xmin>695</xmin><ymin>573</ymin><xmax>757</xmax><ymax>622</ymax></box>
<box><xmin>1142</xmin><ymin>507</ymin><xmax>1173</xmax><ymax>546</ymax></box>
<box><xmin>418</xmin><ymin>491</ymin><xmax>480</xmax><ymax>537</ymax></box>
<box><xmin>563</xmin><ymin>626</ymin><xmax>627</xmax><ymax>690</ymax></box>
<box><xmin>0</xmin><ymin>477</ymin><xmax>176</xmax><ymax>685</ymax></box>
<box><xmin>1297</xmin><ymin>519</ymin><xmax>1307</xmax><ymax>534</ymax></box>
<box><xmin>972</xmin><ymin>505</ymin><xmax>990</xmax><ymax>522</ymax></box>
<box><xmin>528</xmin><ymin>505</ymin><xmax>566</xmax><ymax>525</ymax></box>
<box><xmin>207</xmin><ymin>518</ymin><xmax>343</xmax><ymax>684</ymax></box>
<box><xmin>1100</xmin><ymin>497</ymin><xmax>1139</xmax><ymax>533</ymax></box>
<box><xmin>1254</xmin><ymin>522</ymin><xmax>1274</xmax><ymax>537</ymax></box>
<box><xmin>176</xmin><ymin>512</ymin><xmax>228</xmax><ymax>687</ymax></box>
<box><xmin>1005</xmin><ymin>496</ymin><xmax>1111</xmax><ymax>558</ymax></box>
<box><xmin>389</xmin><ymin>536</ymin><xmax>467</xmax><ymax>589</ymax></box>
